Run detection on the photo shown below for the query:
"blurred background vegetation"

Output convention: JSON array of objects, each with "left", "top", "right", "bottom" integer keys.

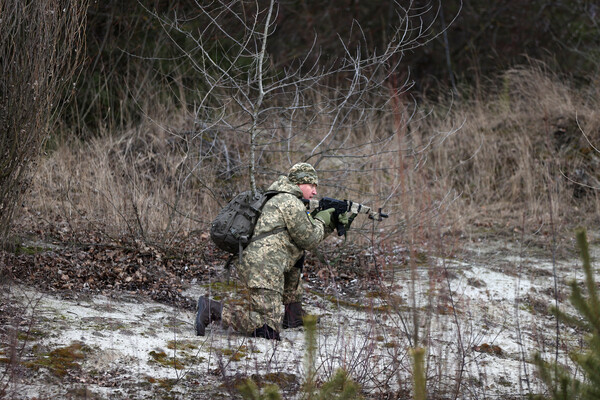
[
  {"left": 3, "top": 0, "right": 600, "bottom": 246},
  {"left": 3, "top": 4, "right": 600, "bottom": 396},
  {"left": 74, "top": 0, "right": 599, "bottom": 136}
]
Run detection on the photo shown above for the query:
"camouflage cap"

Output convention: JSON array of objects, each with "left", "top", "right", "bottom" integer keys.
[{"left": 288, "top": 162, "right": 318, "bottom": 185}]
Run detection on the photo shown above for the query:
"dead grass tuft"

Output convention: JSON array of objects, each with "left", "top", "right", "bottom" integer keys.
[{"left": 16, "top": 63, "right": 600, "bottom": 251}]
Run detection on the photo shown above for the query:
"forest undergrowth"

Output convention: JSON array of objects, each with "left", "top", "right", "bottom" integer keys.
[
  {"left": 2, "top": 64, "right": 600, "bottom": 399},
  {"left": 12, "top": 64, "right": 600, "bottom": 251}
]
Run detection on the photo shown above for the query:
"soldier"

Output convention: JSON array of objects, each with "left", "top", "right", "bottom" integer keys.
[{"left": 195, "top": 162, "right": 349, "bottom": 340}]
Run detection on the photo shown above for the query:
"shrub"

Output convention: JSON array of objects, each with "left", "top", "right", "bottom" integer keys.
[{"left": 0, "top": 0, "right": 87, "bottom": 245}]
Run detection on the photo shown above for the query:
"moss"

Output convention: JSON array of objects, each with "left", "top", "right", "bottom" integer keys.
[
  {"left": 163, "top": 318, "right": 188, "bottom": 329},
  {"left": 232, "top": 372, "right": 299, "bottom": 391},
  {"left": 17, "top": 329, "right": 48, "bottom": 341},
  {"left": 148, "top": 350, "right": 185, "bottom": 369},
  {"left": 366, "top": 290, "right": 386, "bottom": 299},
  {"left": 325, "top": 294, "right": 391, "bottom": 313},
  {"left": 156, "top": 342, "right": 205, "bottom": 367},
  {"left": 82, "top": 317, "right": 128, "bottom": 332},
  {"left": 218, "top": 345, "right": 248, "bottom": 362},
  {"left": 14, "top": 245, "right": 50, "bottom": 255},
  {"left": 158, "top": 378, "right": 178, "bottom": 390},
  {"left": 307, "top": 289, "right": 403, "bottom": 313},
  {"left": 415, "top": 251, "right": 429, "bottom": 265},
  {"left": 519, "top": 304, "right": 534, "bottom": 313},
  {"left": 25, "top": 342, "right": 91, "bottom": 377},
  {"left": 166, "top": 340, "right": 198, "bottom": 351},
  {"left": 262, "top": 372, "right": 298, "bottom": 387},
  {"left": 201, "top": 281, "right": 237, "bottom": 292}
]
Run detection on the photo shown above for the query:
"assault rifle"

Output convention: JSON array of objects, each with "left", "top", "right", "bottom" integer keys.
[{"left": 302, "top": 197, "right": 388, "bottom": 236}]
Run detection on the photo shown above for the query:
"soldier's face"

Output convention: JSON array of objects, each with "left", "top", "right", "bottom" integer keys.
[{"left": 298, "top": 183, "right": 317, "bottom": 200}]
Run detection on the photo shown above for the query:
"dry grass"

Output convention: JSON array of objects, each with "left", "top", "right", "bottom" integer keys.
[
  {"left": 19, "top": 64, "right": 600, "bottom": 249},
  {"left": 423, "top": 64, "right": 600, "bottom": 228},
  {"left": 7, "top": 59, "right": 600, "bottom": 400},
  {"left": 28, "top": 120, "right": 206, "bottom": 242}
]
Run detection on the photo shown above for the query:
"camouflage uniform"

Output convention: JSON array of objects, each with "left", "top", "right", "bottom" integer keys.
[{"left": 221, "top": 164, "right": 331, "bottom": 334}]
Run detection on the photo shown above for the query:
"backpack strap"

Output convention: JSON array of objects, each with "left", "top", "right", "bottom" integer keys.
[
  {"left": 262, "top": 189, "right": 298, "bottom": 198},
  {"left": 244, "top": 189, "right": 296, "bottom": 249},
  {"left": 225, "top": 226, "right": 286, "bottom": 275},
  {"left": 250, "top": 226, "right": 286, "bottom": 244},
  {"left": 240, "top": 226, "right": 286, "bottom": 264}
]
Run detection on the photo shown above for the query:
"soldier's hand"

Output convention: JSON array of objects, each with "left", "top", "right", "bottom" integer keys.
[
  {"left": 338, "top": 212, "right": 357, "bottom": 231},
  {"left": 314, "top": 208, "right": 336, "bottom": 229}
]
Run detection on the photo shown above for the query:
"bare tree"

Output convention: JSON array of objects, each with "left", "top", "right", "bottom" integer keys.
[
  {"left": 147, "top": 0, "right": 451, "bottom": 200},
  {"left": 143, "top": 3, "right": 463, "bottom": 392},
  {"left": 0, "top": 0, "right": 88, "bottom": 245}
]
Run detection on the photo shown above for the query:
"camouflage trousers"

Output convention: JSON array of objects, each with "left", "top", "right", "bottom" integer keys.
[{"left": 221, "top": 269, "right": 303, "bottom": 334}]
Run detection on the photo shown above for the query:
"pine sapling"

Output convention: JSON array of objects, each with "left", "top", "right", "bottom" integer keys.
[{"left": 534, "top": 228, "right": 600, "bottom": 399}]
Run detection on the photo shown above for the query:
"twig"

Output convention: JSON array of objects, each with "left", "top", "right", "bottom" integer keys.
[{"left": 514, "top": 212, "right": 532, "bottom": 395}]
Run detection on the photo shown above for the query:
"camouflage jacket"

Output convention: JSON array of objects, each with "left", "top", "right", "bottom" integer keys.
[{"left": 238, "top": 176, "right": 332, "bottom": 293}]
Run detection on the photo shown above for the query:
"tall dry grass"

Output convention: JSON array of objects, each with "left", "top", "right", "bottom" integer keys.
[
  {"left": 424, "top": 64, "right": 600, "bottom": 228},
  {"left": 9, "top": 59, "right": 600, "bottom": 399},
  {"left": 20, "top": 63, "right": 600, "bottom": 250}
]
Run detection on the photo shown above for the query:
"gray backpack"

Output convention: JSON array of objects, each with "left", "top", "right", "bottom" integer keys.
[{"left": 210, "top": 190, "right": 286, "bottom": 266}]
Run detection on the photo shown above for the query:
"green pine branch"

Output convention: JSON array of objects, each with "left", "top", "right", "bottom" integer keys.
[{"left": 534, "top": 228, "right": 600, "bottom": 399}]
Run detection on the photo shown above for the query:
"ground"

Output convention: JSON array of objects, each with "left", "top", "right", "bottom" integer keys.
[{"left": 0, "top": 215, "right": 594, "bottom": 399}]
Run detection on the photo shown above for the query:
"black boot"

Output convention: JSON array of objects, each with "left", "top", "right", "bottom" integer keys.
[
  {"left": 282, "top": 302, "right": 305, "bottom": 329},
  {"left": 252, "top": 324, "right": 281, "bottom": 341},
  {"left": 195, "top": 296, "right": 222, "bottom": 336}
]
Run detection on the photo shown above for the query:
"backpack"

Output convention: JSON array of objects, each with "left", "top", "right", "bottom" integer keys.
[{"left": 210, "top": 190, "right": 287, "bottom": 267}]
